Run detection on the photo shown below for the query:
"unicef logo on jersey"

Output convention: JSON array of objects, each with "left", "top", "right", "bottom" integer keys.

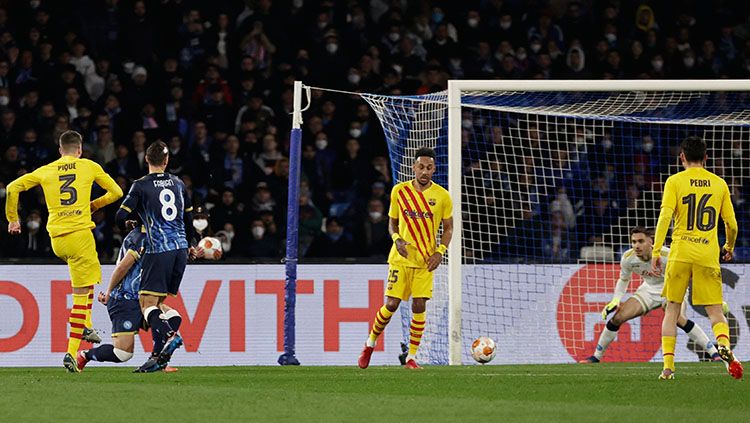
[{"left": 123, "top": 320, "right": 133, "bottom": 330}]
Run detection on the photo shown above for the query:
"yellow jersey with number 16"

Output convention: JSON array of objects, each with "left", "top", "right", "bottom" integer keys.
[
  {"left": 5, "top": 155, "right": 122, "bottom": 238},
  {"left": 652, "top": 167, "right": 737, "bottom": 269}
]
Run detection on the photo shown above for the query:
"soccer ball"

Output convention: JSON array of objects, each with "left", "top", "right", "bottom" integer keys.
[
  {"left": 471, "top": 336, "right": 496, "bottom": 364},
  {"left": 198, "top": 237, "right": 222, "bottom": 260}
]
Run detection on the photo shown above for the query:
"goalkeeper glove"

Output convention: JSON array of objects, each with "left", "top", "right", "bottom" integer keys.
[{"left": 601, "top": 298, "right": 620, "bottom": 320}]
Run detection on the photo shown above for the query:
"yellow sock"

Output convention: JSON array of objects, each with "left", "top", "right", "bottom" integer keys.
[
  {"left": 662, "top": 336, "right": 676, "bottom": 371},
  {"left": 712, "top": 322, "right": 730, "bottom": 348},
  {"left": 368, "top": 306, "right": 394, "bottom": 345},
  {"left": 408, "top": 312, "right": 426, "bottom": 358},
  {"left": 67, "top": 293, "right": 88, "bottom": 356},
  {"left": 85, "top": 287, "right": 94, "bottom": 328}
]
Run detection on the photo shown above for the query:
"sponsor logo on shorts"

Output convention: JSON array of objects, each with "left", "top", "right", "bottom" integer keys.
[{"left": 123, "top": 320, "right": 133, "bottom": 330}]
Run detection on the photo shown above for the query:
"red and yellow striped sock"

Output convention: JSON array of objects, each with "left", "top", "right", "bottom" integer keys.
[
  {"left": 67, "top": 293, "right": 88, "bottom": 356},
  {"left": 662, "top": 335, "right": 676, "bottom": 371},
  {"left": 368, "top": 306, "right": 394, "bottom": 345},
  {"left": 712, "top": 322, "right": 730, "bottom": 348},
  {"left": 407, "top": 312, "right": 426, "bottom": 358},
  {"left": 85, "top": 287, "right": 94, "bottom": 329}
]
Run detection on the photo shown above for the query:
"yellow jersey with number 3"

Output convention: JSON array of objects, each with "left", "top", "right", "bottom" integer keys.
[
  {"left": 5, "top": 155, "right": 122, "bottom": 238},
  {"left": 387, "top": 180, "right": 452, "bottom": 268},
  {"left": 653, "top": 167, "right": 738, "bottom": 269}
]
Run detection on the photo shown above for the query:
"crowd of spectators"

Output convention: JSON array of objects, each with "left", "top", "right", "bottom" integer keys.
[{"left": 0, "top": 0, "right": 749, "bottom": 262}]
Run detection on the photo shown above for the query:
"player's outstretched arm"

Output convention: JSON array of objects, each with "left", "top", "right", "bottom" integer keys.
[
  {"left": 721, "top": 182, "right": 738, "bottom": 262},
  {"left": 99, "top": 249, "right": 138, "bottom": 305},
  {"left": 603, "top": 256, "right": 632, "bottom": 319},
  {"left": 602, "top": 278, "right": 629, "bottom": 320},
  {"left": 389, "top": 217, "right": 409, "bottom": 258},
  {"left": 114, "top": 206, "right": 131, "bottom": 230},
  {"left": 90, "top": 165, "right": 123, "bottom": 212},
  {"left": 652, "top": 178, "right": 676, "bottom": 273},
  {"left": 5, "top": 171, "right": 41, "bottom": 233},
  {"left": 115, "top": 183, "right": 140, "bottom": 230},
  {"left": 427, "top": 217, "right": 454, "bottom": 272}
]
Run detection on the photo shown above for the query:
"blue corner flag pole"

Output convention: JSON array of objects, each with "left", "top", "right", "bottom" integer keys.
[{"left": 279, "top": 81, "right": 305, "bottom": 366}]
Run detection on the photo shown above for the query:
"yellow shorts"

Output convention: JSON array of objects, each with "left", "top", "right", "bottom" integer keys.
[
  {"left": 50, "top": 229, "right": 100, "bottom": 288},
  {"left": 385, "top": 264, "right": 433, "bottom": 300},
  {"left": 662, "top": 260, "right": 723, "bottom": 306}
]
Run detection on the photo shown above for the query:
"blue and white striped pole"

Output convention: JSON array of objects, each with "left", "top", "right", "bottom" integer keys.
[{"left": 278, "top": 81, "right": 304, "bottom": 365}]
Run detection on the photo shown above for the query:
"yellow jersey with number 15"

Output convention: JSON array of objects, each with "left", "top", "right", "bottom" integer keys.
[
  {"left": 652, "top": 167, "right": 738, "bottom": 269},
  {"left": 5, "top": 155, "right": 122, "bottom": 238},
  {"left": 387, "top": 180, "right": 452, "bottom": 268}
]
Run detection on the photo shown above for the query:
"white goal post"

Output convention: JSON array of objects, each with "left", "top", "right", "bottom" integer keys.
[{"left": 445, "top": 79, "right": 750, "bottom": 365}]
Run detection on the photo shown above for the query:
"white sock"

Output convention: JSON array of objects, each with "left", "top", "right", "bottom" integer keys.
[
  {"left": 366, "top": 338, "right": 376, "bottom": 348},
  {"left": 684, "top": 324, "right": 718, "bottom": 357},
  {"left": 406, "top": 354, "right": 416, "bottom": 362},
  {"left": 594, "top": 327, "right": 617, "bottom": 360}
]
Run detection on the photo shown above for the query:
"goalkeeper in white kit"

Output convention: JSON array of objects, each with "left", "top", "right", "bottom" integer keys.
[{"left": 580, "top": 226, "right": 721, "bottom": 363}]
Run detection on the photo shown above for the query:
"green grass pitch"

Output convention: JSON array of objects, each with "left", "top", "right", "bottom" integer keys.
[{"left": 0, "top": 363, "right": 746, "bottom": 422}]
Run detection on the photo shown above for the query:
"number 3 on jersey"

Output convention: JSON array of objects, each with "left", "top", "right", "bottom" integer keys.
[
  {"left": 159, "top": 188, "right": 177, "bottom": 221},
  {"left": 682, "top": 193, "right": 716, "bottom": 231},
  {"left": 59, "top": 174, "right": 77, "bottom": 206}
]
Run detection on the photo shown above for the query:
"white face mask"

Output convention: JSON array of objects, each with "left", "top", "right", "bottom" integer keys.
[
  {"left": 349, "top": 128, "right": 361, "bottom": 138},
  {"left": 0, "top": 96, "right": 9, "bottom": 106},
  {"left": 683, "top": 57, "right": 695, "bottom": 68},
  {"left": 193, "top": 219, "right": 208, "bottom": 232},
  {"left": 530, "top": 43, "right": 542, "bottom": 53},
  {"left": 0, "top": 187, "right": 5, "bottom": 198},
  {"left": 347, "top": 73, "right": 360, "bottom": 85},
  {"left": 643, "top": 142, "right": 654, "bottom": 153},
  {"left": 27, "top": 220, "right": 40, "bottom": 230},
  {"left": 500, "top": 21, "right": 511, "bottom": 30},
  {"left": 652, "top": 60, "right": 664, "bottom": 71},
  {"left": 369, "top": 211, "right": 382, "bottom": 220},
  {"left": 467, "top": 18, "right": 479, "bottom": 28},
  {"left": 605, "top": 33, "right": 617, "bottom": 43},
  {"left": 252, "top": 226, "right": 265, "bottom": 239},
  {"left": 388, "top": 33, "right": 400, "bottom": 42},
  {"left": 292, "top": 0, "right": 303, "bottom": 8},
  {"left": 315, "top": 139, "right": 328, "bottom": 150},
  {"left": 326, "top": 43, "right": 338, "bottom": 54},
  {"left": 462, "top": 119, "right": 472, "bottom": 129},
  {"left": 603, "top": 139, "right": 613, "bottom": 149},
  {"left": 517, "top": 52, "right": 527, "bottom": 61}
]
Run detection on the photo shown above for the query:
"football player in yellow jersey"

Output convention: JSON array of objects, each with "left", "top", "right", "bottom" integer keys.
[
  {"left": 358, "top": 147, "right": 453, "bottom": 369},
  {"left": 651, "top": 136, "right": 742, "bottom": 380},
  {"left": 5, "top": 130, "right": 123, "bottom": 372}
]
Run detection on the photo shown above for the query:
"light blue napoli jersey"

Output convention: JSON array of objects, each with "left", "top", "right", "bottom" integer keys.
[{"left": 110, "top": 229, "right": 146, "bottom": 300}]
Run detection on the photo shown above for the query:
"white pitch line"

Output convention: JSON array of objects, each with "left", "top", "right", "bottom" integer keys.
[{"left": 478, "top": 371, "right": 727, "bottom": 377}]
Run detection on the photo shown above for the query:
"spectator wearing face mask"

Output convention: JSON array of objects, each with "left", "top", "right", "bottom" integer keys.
[
  {"left": 9, "top": 209, "right": 51, "bottom": 257},
  {"left": 214, "top": 223, "right": 235, "bottom": 258},
  {"left": 355, "top": 198, "right": 390, "bottom": 258},
  {"left": 242, "top": 218, "right": 279, "bottom": 258},
  {"left": 192, "top": 206, "right": 213, "bottom": 240},
  {"left": 306, "top": 217, "right": 357, "bottom": 258}
]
